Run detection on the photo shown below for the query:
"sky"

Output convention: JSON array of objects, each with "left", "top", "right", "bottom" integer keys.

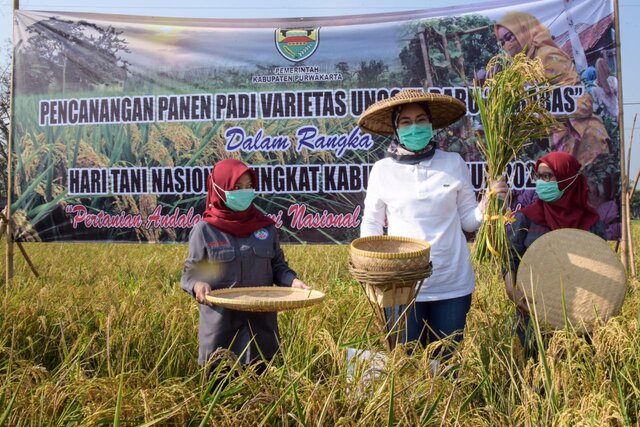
[{"left": 2, "top": 0, "right": 640, "bottom": 176}]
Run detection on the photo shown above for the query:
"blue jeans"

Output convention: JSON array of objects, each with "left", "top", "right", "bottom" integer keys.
[{"left": 385, "top": 293, "right": 472, "bottom": 358}]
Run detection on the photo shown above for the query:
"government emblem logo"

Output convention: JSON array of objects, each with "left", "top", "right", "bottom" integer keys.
[
  {"left": 254, "top": 228, "right": 269, "bottom": 240},
  {"left": 275, "top": 28, "right": 320, "bottom": 62}
]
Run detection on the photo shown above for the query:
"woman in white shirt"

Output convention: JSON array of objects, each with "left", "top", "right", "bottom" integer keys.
[{"left": 357, "top": 89, "right": 506, "bottom": 358}]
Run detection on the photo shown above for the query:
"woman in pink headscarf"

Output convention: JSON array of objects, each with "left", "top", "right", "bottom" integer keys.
[
  {"left": 181, "top": 159, "right": 308, "bottom": 370},
  {"left": 505, "top": 152, "right": 605, "bottom": 352}
]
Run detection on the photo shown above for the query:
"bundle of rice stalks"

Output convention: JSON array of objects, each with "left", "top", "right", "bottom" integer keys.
[{"left": 472, "top": 52, "right": 558, "bottom": 265}]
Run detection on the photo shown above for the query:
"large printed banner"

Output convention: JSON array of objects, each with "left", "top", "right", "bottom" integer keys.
[{"left": 12, "top": 0, "right": 621, "bottom": 243}]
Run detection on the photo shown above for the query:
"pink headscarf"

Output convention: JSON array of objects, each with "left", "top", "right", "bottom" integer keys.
[
  {"left": 522, "top": 152, "right": 600, "bottom": 230},
  {"left": 203, "top": 159, "right": 273, "bottom": 236}
]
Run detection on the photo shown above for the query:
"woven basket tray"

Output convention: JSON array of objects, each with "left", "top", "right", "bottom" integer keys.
[
  {"left": 348, "top": 262, "right": 433, "bottom": 288},
  {"left": 205, "top": 287, "right": 325, "bottom": 312},
  {"left": 349, "top": 262, "right": 432, "bottom": 307},
  {"left": 350, "top": 236, "right": 430, "bottom": 272},
  {"left": 516, "top": 228, "right": 627, "bottom": 333},
  {"left": 364, "top": 283, "right": 415, "bottom": 308}
]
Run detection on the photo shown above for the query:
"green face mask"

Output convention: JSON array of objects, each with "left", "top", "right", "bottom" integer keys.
[
  {"left": 535, "top": 173, "right": 579, "bottom": 203},
  {"left": 397, "top": 123, "right": 434, "bottom": 151},
  {"left": 535, "top": 180, "right": 563, "bottom": 202},
  {"left": 225, "top": 189, "right": 256, "bottom": 211},
  {"left": 214, "top": 183, "right": 256, "bottom": 211}
]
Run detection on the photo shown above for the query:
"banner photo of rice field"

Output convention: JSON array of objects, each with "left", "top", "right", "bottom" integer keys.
[{"left": 11, "top": 0, "right": 620, "bottom": 244}]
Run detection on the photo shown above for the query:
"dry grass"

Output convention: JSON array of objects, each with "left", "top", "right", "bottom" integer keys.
[{"left": 0, "top": 229, "right": 639, "bottom": 426}]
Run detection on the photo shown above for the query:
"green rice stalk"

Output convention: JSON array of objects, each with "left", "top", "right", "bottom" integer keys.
[
  {"left": 0, "top": 372, "right": 24, "bottom": 427},
  {"left": 113, "top": 339, "right": 128, "bottom": 427},
  {"left": 387, "top": 373, "right": 395, "bottom": 427},
  {"left": 612, "top": 365, "right": 631, "bottom": 426},
  {"left": 291, "top": 382, "right": 306, "bottom": 426},
  {"left": 472, "top": 52, "right": 559, "bottom": 265},
  {"left": 525, "top": 282, "right": 559, "bottom": 412},
  {"left": 418, "top": 387, "right": 444, "bottom": 425}
]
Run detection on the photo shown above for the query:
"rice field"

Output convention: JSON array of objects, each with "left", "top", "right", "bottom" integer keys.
[{"left": 0, "top": 226, "right": 639, "bottom": 426}]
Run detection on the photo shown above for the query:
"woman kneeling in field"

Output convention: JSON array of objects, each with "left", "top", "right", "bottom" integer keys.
[
  {"left": 505, "top": 152, "right": 606, "bottom": 353},
  {"left": 181, "top": 159, "right": 309, "bottom": 371}
]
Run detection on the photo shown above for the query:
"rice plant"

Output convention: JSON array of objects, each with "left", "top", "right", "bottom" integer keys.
[
  {"left": 471, "top": 52, "right": 559, "bottom": 265},
  {"left": 0, "top": 231, "right": 638, "bottom": 425}
]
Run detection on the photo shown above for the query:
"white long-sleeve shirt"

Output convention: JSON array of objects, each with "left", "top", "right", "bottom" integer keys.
[{"left": 360, "top": 150, "right": 482, "bottom": 301}]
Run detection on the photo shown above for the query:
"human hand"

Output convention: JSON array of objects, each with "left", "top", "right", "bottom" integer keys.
[
  {"left": 291, "top": 278, "right": 310, "bottom": 290},
  {"left": 504, "top": 272, "right": 529, "bottom": 313},
  {"left": 490, "top": 178, "right": 509, "bottom": 200},
  {"left": 193, "top": 281, "right": 212, "bottom": 305},
  {"left": 480, "top": 178, "right": 509, "bottom": 213}
]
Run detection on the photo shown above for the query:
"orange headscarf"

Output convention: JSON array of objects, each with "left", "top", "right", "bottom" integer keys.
[
  {"left": 495, "top": 12, "right": 581, "bottom": 87},
  {"left": 495, "top": 13, "right": 609, "bottom": 167}
]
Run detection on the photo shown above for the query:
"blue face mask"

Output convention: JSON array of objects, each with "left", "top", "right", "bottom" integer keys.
[
  {"left": 214, "top": 183, "right": 256, "bottom": 211},
  {"left": 535, "top": 180, "right": 563, "bottom": 202},
  {"left": 224, "top": 189, "right": 256, "bottom": 211},
  {"left": 535, "top": 173, "right": 578, "bottom": 203},
  {"left": 397, "top": 123, "right": 434, "bottom": 152}
]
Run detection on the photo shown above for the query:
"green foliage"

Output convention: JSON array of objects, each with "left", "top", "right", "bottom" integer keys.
[
  {"left": 399, "top": 14, "right": 500, "bottom": 87},
  {"left": 356, "top": 60, "right": 389, "bottom": 87},
  {"left": 630, "top": 191, "right": 640, "bottom": 220}
]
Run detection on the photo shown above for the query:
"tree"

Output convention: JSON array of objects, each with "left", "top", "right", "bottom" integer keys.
[
  {"left": 334, "top": 61, "right": 353, "bottom": 82},
  {"left": 399, "top": 15, "right": 499, "bottom": 87},
  {"left": 0, "top": 43, "right": 10, "bottom": 199},
  {"left": 631, "top": 189, "right": 640, "bottom": 220},
  {"left": 16, "top": 17, "right": 131, "bottom": 93},
  {"left": 356, "top": 60, "right": 388, "bottom": 87}
]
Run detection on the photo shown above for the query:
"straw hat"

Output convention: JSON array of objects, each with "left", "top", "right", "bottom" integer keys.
[
  {"left": 515, "top": 228, "right": 627, "bottom": 333},
  {"left": 357, "top": 89, "right": 467, "bottom": 135}
]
